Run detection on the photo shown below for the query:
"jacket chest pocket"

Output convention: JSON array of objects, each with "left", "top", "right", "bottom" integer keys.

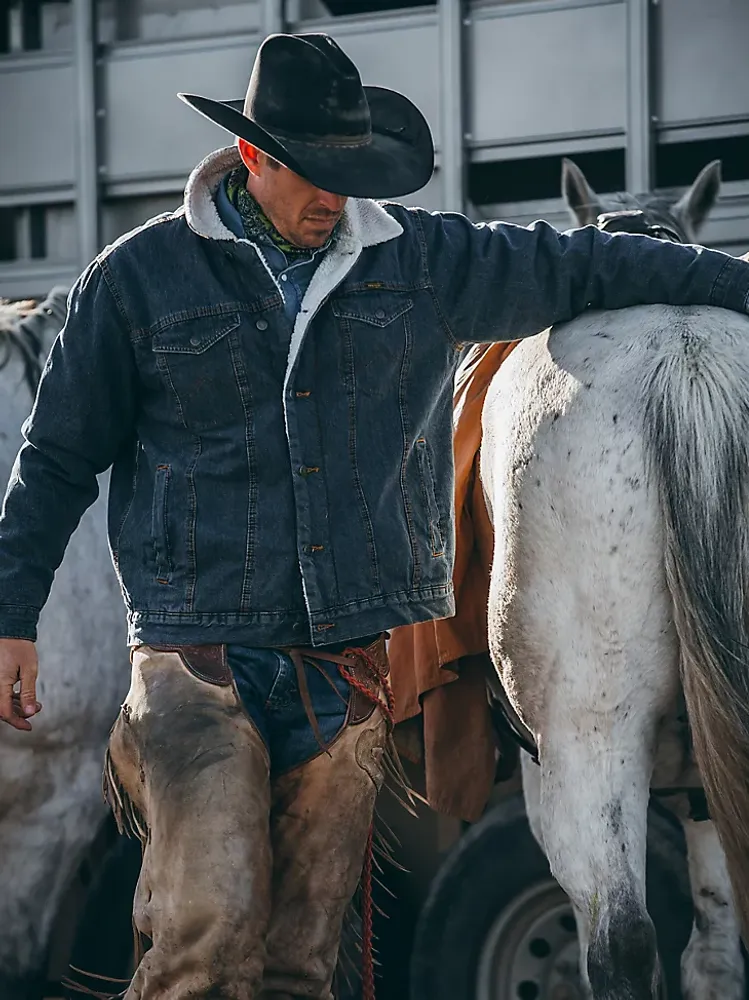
[
  {"left": 151, "top": 314, "right": 247, "bottom": 433},
  {"left": 331, "top": 293, "right": 413, "bottom": 399}
]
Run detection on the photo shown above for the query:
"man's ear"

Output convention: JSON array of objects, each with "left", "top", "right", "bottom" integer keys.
[{"left": 238, "top": 138, "right": 262, "bottom": 176}]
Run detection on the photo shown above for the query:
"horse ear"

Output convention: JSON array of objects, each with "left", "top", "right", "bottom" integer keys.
[
  {"left": 561, "top": 158, "right": 603, "bottom": 228},
  {"left": 674, "top": 159, "right": 722, "bottom": 238}
]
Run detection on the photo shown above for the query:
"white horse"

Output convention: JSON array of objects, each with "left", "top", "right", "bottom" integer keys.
[
  {"left": 481, "top": 159, "right": 749, "bottom": 999},
  {"left": 0, "top": 290, "right": 129, "bottom": 999}
]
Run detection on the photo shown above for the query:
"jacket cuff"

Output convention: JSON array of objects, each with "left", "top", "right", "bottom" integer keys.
[
  {"left": 0, "top": 604, "right": 39, "bottom": 641},
  {"left": 709, "top": 255, "right": 749, "bottom": 312}
]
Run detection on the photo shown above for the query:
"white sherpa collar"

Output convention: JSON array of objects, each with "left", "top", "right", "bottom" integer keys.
[{"left": 183, "top": 145, "right": 403, "bottom": 250}]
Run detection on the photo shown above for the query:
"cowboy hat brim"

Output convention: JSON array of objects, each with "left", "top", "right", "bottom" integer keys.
[{"left": 178, "top": 86, "right": 434, "bottom": 200}]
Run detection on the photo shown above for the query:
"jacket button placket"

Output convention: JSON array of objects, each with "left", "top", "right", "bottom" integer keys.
[{"left": 286, "top": 364, "right": 330, "bottom": 629}]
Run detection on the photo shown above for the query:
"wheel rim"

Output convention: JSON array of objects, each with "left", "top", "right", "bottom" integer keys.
[
  {"left": 476, "top": 880, "right": 583, "bottom": 1000},
  {"left": 475, "top": 879, "right": 668, "bottom": 1000}
]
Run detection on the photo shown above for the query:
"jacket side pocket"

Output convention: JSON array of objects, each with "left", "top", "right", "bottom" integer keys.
[
  {"left": 415, "top": 438, "right": 445, "bottom": 558},
  {"left": 152, "top": 464, "right": 173, "bottom": 584}
]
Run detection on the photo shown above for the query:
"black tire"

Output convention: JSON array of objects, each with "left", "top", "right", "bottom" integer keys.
[
  {"left": 64, "top": 832, "right": 142, "bottom": 997},
  {"left": 410, "top": 794, "right": 693, "bottom": 1000}
]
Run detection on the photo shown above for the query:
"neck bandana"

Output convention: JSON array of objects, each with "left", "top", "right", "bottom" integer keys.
[{"left": 224, "top": 166, "right": 337, "bottom": 261}]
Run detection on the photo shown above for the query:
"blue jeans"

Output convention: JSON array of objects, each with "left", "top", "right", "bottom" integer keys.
[{"left": 227, "top": 645, "right": 352, "bottom": 774}]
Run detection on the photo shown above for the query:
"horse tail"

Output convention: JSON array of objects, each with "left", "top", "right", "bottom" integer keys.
[{"left": 643, "top": 317, "right": 749, "bottom": 939}]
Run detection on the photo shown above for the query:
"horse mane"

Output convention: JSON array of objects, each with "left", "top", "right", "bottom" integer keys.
[{"left": 0, "top": 287, "right": 68, "bottom": 396}]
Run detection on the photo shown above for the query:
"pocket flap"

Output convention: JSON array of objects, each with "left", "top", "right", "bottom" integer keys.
[
  {"left": 152, "top": 314, "right": 241, "bottom": 355},
  {"left": 331, "top": 294, "right": 413, "bottom": 328}
]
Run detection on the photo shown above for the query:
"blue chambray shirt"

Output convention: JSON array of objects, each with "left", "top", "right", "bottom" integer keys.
[{"left": 215, "top": 176, "right": 326, "bottom": 324}]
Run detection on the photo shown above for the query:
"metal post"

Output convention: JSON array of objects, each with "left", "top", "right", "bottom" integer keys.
[
  {"left": 261, "top": 0, "right": 285, "bottom": 38},
  {"left": 438, "top": 0, "right": 465, "bottom": 213},
  {"left": 72, "top": 0, "right": 99, "bottom": 267},
  {"left": 625, "top": 0, "right": 653, "bottom": 194}
]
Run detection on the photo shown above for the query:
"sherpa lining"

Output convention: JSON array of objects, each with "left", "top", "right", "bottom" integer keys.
[
  {"left": 182, "top": 145, "right": 405, "bottom": 391},
  {"left": 183, "top": 145, "right": 403, "bottom": 250}
]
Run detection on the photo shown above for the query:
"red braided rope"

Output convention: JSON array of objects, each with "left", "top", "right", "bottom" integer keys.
[
  {"left": 338, "top": 647, "right": 395, "bottom": 1000},
  {"left": 338, "top": 649, "right": 395, "bottom": 728}
]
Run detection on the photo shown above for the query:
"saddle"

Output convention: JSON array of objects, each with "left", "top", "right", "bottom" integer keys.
[{"left": 389, "top": 339, "right": 520, "bottom": 822}]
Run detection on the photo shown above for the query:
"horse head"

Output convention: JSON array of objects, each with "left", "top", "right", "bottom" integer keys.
[{"left": 561, "top": 156, "right": 722, "bottom": 245}]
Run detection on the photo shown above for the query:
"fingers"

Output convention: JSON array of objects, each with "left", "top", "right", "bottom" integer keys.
[
  {"left": 0, "top": 640, "right": 40, "bottom": 730},
  {"left": 5, "top": 711, "right": 32, "bottom": 732},
  {"left": 19, "top": 655, "right": 39, "bottom": 718},
  {"left": 6, "top": 694, "right": 43, "bottom": 732},
  {"left": 11, "top": 694, "right": 42, "bottom": 713}
]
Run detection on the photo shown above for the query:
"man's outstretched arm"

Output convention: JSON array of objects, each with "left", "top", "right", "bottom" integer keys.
[
  {"left": 414, "top": 211, "right": 749, "bottom": 345},
  {"left": 0, "top": 260, "right": 137, "bottom": 728}
]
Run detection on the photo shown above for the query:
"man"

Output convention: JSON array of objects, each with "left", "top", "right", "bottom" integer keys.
[{"left": 1, "top": 30, "right": 749, "bottom": 1000}]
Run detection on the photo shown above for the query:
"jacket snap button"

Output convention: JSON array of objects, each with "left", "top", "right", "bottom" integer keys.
[
  {"left": 375, "top": 308, "right": 386, "bottom": 320},
  {"left": 256, "top": 318, "right": 269, "bottom": 331},
  {"left": 189, "top": 336, "right": 200, "bottom": 346}
]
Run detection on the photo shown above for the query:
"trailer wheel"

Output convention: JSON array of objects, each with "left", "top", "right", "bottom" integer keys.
[
  {"left": 63, "top": 832, "right": 141, "bottom": 997},
  {"left": 410, "top": 794, "right": 692, "bottom": 1000}
]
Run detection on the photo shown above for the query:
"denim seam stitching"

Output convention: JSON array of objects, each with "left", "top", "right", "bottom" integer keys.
[
  {"left": 415, "top": 438, "right": 446, "bottom": 558},
  {"left": 396, "top": 310, "right": 421, "bottom": 589},
  {"left": 151, "top": 316, "right": 241, "bottom": 354},
  {"left": 413, "top": 211, "right": 463, "bottom": 353},
  {"left": 131, "top": 299, "right": 281, "bottom": 341},
  {"left": 708, "top": 257, "right": 732, "bottom": 305},
  {"left": 185, "top": 436, "right": 202, "bottom": 611},
  {"left": 227, "top": 333, "right": 257, "bottom": 614},
  {"left": 112, "top": 440, "right": 139, "bottom": 567},
  {"left": 152, "top": 464, "right": 173, "bottom": 585},
  {"left": 342, "top": 317, "right": 381, "bottom": 590},
  {"left": 99, "top": 260, "right": 136, "bottom": 340},
  {"left": 128, "top": 583, "right": 454, "bottom": 621}
]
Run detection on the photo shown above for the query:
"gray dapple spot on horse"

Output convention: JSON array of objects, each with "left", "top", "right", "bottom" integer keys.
[
  {"left": 481, "top": 160, "right": 748, "bottom": 999},
  {"left": 0, "top": 289, "right": 129, "bottom": 1000}
]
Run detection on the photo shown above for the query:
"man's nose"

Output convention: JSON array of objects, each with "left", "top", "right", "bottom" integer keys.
[{"left": 315, "top": 188, "right": 347, "bottom": 213}]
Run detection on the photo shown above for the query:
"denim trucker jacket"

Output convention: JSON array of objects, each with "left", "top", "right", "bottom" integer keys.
[{"left": 0, "top": 146, "right": 748, "bottom": 648}]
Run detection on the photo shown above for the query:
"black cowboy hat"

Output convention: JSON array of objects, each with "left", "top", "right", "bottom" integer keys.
[{"left": 178, "top": 32, "right": 434, "bottom": 200}]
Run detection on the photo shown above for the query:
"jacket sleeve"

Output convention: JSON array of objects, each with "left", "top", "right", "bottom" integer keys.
[
  {"left": 415, "top": 210, "right": 749, "bottom": 345},
  {"left": 0, "top": 260, "right": 138, "bottom": 640}
]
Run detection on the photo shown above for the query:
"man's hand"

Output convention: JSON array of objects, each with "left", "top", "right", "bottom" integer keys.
[{"left": 0, "top": 639, "right": 41, "bottom": 731}]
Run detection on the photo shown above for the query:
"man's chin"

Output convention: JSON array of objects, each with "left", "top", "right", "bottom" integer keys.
[{"left": 300, "top": 229, "right": 334, "bottom": 248}]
